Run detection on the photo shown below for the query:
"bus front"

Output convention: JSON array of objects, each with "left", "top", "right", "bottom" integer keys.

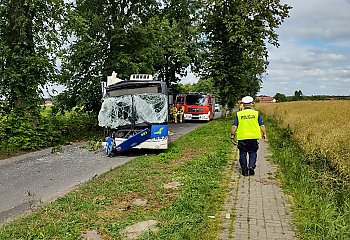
[{"left": 98, "top": 74, "right": 168, "bottom": 155}]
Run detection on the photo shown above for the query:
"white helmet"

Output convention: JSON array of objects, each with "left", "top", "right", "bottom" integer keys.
[{"left": 242, "top": 96, "right": 254, "bottom": 104}]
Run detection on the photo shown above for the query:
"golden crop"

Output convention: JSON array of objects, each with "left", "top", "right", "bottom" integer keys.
[{"left": 256, "top": 101, "right": 350, "bottom": 178}]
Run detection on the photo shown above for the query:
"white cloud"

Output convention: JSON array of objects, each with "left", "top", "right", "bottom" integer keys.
[
  {"left": 279, "top": 0, "right": 350, "bottom": 40},
  {"left": 180, "top": 71, "right": 199, "bottom": 84},
  {"left": 261, "top": 0, "right": 350, "bottom": 96},
  {"left": 41, "top": 84, "right": 66, "bottom": 98}
]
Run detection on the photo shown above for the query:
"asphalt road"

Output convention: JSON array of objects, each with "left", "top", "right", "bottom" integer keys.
[{"left": 0, "top": 118, "right": 213, "bottom": 225}]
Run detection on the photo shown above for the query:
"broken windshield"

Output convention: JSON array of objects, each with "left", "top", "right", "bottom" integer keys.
[{"left": 98, "top": 93, "right": 168, "bottom": 128}]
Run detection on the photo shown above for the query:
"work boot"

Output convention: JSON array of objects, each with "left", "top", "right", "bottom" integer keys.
[{"left": 249, "top": 168, "right": 255, "bottom": 176}]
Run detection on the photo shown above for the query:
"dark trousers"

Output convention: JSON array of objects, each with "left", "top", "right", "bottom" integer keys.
[{"left": 238, "top": 139, "right": 259, "bottom": 175}]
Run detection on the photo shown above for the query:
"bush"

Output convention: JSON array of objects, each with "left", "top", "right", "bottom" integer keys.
[{"left": 0, "top": 110, "right": 101, "bottom": 157}]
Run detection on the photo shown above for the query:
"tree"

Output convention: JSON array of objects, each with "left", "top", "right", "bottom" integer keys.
[
  {"left": 58, "top": 0, "right": 160, "bottom": 112},
  {"left": 294, "top": 90, "right": 303, "bottom": 100},
  {"left": 156, "top": 0, "right": 201, "bottom": 85},
  {"left": 274, "top": 93, "right": 287, "bottom": 102},
  {"left": 171, "top": 78, "right": 216, "bottom": 96},
  {"left": 193, "top": 78, "right": 215, "bottom": 94},
  {"left": 57, "top": 0, "right": 201, "bottom": 113},
  {"left": 170, "top": 83, "right": 195, "bottom": 95},
  {"left": 202, "top": 0, "right": 291, "bottom": 108},
  {"left": 0, "top": 0, "right": 69, "bottom": 118}
]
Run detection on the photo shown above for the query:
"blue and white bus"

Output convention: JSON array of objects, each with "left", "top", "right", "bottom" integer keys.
[{"left": 98, "top": 73, "right": 168, "bottom": 156}]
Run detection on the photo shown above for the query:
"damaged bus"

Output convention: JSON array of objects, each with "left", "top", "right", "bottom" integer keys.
[{"left": 98, "top": 72, "right": 168, "bottom": 156}]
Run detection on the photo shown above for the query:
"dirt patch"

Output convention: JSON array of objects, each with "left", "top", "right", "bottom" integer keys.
[
  {"left": 253, "top": 178, "right": 277, "bottom": 185},
  {"left": 170, "top": 147, "right": 205, "bottom": 167},
  {"left": 163, "top": 181, "right": 182, "bottom": 190},
  {"left": 132, "top": 198, "right": 148, "bottom": 207},
  {"left": 122, "top": 220, "right": 158, "bottom": 240},
  {"left": 81, "top": 230, "right": 102, "bottom": 240}
]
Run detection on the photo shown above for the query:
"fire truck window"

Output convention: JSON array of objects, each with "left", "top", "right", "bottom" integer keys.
[{"left": 185, "top": 95, "right": 206, "bottom": 106}]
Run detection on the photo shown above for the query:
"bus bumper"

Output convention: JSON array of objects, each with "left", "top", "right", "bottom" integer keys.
[{"left": 103, "top": 137, "right": 168, "bottom": 151}]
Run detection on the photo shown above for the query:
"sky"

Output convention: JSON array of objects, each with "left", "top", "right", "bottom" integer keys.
[{"left": 181, "top": 0, "right": 350, "bottom": 96}]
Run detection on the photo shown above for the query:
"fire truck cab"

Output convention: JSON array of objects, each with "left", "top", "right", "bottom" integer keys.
[{"left": 176, "top": 93, "right": 215, "bottom": 121}]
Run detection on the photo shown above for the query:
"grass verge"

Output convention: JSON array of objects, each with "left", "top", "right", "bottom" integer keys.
[
  {"left": 0, "top": 118, "right": 233, "bottom": 240},
  {"left": 265, "top": 118, "right": 350, "bottom": 240}
]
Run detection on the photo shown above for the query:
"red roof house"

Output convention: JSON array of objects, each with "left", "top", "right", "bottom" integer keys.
[{"left": 256, "top": 96, "right": 276, "bottom": 103}]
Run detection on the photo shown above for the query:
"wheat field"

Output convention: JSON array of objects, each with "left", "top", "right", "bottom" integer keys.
[{"left": 256, "top": 101, "right": 350, "bottom": 179}]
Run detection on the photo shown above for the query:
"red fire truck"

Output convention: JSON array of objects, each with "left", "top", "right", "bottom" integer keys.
[{"left": 175, "top": 93, "right": 215, "bottom": 121}]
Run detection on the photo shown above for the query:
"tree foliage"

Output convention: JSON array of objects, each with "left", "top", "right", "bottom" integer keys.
[
  {"left": 274, "top": 92, "right": 287, "bottom": 102},
  {"left": 171, "top": 77, "right": 217, "bottom": 96},
  {"left": 293, "top": 89, "right": 303, "bottom": 100},
  {"left": 0, "top": 0, "right": 69, "bottom": 116},
  {"left": 1, "top": 0, "right": 291, "bottom": 116},
  {"left": 0, "top": 0, "right": 293, "bottom": 152},
  {"left": 201, "top": 0, "right": 291, "bottom": 108},
  {"left": 0, "top": 0, "right": 74, "bottom": 151},
  {"left": 56, "top": 0, "right": 200, "bottom": 113}
]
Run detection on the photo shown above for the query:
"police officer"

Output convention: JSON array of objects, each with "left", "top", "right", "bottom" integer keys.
[{"left": 230, "top": 96, "right": 267, "bottom": 176}]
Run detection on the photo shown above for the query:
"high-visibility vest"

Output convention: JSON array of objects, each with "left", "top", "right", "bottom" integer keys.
[{"left": 236, "top": 109, "right": 262, "bottom": 140}]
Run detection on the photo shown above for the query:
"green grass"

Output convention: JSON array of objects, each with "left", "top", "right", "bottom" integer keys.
[
  {"left": 265, "top": 119, "right": 350, "bottom": 240},
  {"left": 0, "top": 118, "right": 233, "bottom": 239}
]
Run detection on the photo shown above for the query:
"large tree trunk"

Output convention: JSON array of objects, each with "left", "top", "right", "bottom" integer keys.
[{"left": 7, "top": 0, "right": 36, "bottom": 111}]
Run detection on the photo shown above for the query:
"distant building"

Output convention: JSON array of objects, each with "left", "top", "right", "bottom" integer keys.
[{"left": 256, "top": 96, "right": 276, "bottom": 103}]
